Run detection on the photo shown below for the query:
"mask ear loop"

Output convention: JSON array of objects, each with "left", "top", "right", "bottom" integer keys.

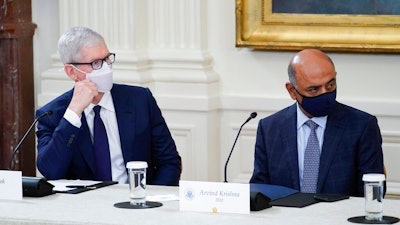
[
  {"left": 68, "top": 64, "right": 87, "bottom": 82},
  {"left": 70, "top": 64, "right": 88, "bottom": 75}
]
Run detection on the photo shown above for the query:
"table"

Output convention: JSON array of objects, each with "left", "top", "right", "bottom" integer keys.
[{"left": 1, "top": 184, "right": 399, "bottom": 225}]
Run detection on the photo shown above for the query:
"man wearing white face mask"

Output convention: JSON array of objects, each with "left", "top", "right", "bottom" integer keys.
[
  {"left": 35, "top": 26, "right": 182, "bottom": 186},
  {"left": 72, "top": 60, "right": 114, "bottom": 92}
]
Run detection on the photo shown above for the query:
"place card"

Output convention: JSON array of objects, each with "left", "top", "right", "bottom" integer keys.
[
  {"left": 0, "top": 170, "right": 22, "bottom": 200},
  {"left": 179, "top": 180, "right": 250, "bottom": 214}
]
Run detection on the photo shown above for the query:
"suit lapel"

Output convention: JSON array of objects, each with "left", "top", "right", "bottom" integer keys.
[
  {"left": 282, "top": 104, "right": 301, "bottom": 190},
  {"left": 79, "top": 114, "right": 96, "bottom": 174},
  {"left": 317, "top": 103, "right": 346, "bottom": 192},
  {"left": 111, "top": 85, "right": 136, "bottom": 162}
]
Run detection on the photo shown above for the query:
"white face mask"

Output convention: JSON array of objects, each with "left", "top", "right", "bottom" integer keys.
[
  {"left": 74, "top": 62, "right": 113, "bottom": 92},
  {"left": 86, "top": 62, "right": 113, "bottom": 92}
]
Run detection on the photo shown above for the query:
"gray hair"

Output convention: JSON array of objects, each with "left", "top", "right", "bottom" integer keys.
[
  {"left": 287, "top": 63, "right": 297, "bottom": 88},
  {"left": 58, "top": 26, "right": 105, "bottom": 64}
]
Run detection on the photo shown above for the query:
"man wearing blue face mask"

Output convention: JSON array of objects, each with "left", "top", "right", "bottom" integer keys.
[
  {"left": 35, "top": 26, "right": 181, "bottom": 186},
  {"left": 250, "top": 49, "right": 384, "bottom": 197}
]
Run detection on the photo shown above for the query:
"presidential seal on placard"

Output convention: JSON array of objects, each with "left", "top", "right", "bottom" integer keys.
[{"left": 184, "top": 188, "right": 195, "bottom": 200}]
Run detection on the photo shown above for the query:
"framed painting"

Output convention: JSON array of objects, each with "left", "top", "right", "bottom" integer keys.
[{"left": 235, "top": 0, "right": 400, "bottom": 52}]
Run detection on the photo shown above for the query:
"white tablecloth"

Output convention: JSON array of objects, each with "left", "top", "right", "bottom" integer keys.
[{"left": 1, "top": 184, "right": 399, "bottom": 225}]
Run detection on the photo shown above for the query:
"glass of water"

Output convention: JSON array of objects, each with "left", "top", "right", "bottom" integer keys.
[
  {"left": 127, "top": 161, "right": 148, "bottom": 205},
  {"left": 362, "top": 173, "right": 385, "bottom": 221}
]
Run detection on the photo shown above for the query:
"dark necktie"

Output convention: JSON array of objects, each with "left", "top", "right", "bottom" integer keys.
[
  {"left": 93, "top": 105, "right": 112, "bottom": 181},
  {"left": 301, "top": 120, "right": 320, "bottom": 193}
]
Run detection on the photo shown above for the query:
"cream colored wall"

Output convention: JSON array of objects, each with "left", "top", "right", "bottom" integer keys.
[{"left": 32, "top": 0, "right": 400, "bottom": 195}]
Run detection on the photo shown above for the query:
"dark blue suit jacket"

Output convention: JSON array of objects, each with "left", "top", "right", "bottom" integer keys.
[
  {"left": 36, "top": 84, "right": 181, "bottom": 186},
  {"left": 250, "top": 102, "right": 384, "bottom": 197}
]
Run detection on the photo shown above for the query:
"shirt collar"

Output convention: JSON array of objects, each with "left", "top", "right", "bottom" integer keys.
[
  {"left": 296, "top": 102, "right": 327, "bottom": 129},
  {"left": 84, "top": 91, "right": 115, "bottom": 115}
]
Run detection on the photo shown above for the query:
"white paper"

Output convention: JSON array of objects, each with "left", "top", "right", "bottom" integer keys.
[
  {"left": 179, "top": 180, "right": 250, "bottom": 214},
  {"left": 0, "top": 170, "right": 22, "bottom": 200},
  {"left": 48, "top": 179, "right": 102, "bottom": 192}
]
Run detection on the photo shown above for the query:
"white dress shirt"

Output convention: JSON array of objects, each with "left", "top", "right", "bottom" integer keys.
[{"left": 296, "top": 103, "right": 327, "bottom": 185}]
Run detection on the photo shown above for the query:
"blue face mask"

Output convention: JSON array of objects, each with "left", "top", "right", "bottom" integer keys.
[{"left": 296, "top": 89, "right": 337, "bottom": 117}]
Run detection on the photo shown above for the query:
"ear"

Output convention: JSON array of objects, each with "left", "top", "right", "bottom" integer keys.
[
  {"left": 64, "top": 64, "right": 79, "bottom": 81},
  {"left": 285, "top": 82, "right": 297, "bottom": 100}
]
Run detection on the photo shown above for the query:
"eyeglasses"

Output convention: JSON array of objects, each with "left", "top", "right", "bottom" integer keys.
[{"left": 70, "top": 53, "right": 115, "bottom": 70}]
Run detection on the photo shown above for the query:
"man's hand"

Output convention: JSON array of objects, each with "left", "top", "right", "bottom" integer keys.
[{"left": 68, "top": 80, "right": 99, "bottom": 116}]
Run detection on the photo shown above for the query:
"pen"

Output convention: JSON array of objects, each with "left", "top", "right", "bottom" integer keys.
[{"left": 66, "top": 185, "right": 97, "bottom": 189}]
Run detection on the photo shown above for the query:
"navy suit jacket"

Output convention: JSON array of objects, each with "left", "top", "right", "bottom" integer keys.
[
  {"left": 36, "top": 84, "right": 181, "bottom": 186},
  {"left": 250, "top": 102, "right": 384, "bottom": 197}
]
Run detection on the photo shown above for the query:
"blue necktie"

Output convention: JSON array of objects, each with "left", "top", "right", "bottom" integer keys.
[
  {"left": 93, "top": 105, "right": 112, "bottom": 181},
  {"left": 301, "top": 120, "right": 320, "bottom": 193}
]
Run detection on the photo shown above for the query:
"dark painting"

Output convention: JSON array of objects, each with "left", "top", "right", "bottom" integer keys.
[{"left": 272, "top": 0, "right": 400, "bottom": 15}]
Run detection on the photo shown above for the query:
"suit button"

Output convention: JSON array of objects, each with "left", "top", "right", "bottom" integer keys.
[{"left": 67, "top": 134, "right": 75, "bottom": 147}]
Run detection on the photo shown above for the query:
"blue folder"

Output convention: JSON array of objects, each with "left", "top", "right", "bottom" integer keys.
[
  {"left": 250, "top": 183, "right": 298, "bottom": 201},
  {"left": 251, "top": 183, "right": 349, "bottom": 208}
]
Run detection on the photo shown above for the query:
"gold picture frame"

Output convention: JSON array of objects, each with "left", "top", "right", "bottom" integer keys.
[{"left": 236, "top": 0, "right": 400, "bottom": 52}]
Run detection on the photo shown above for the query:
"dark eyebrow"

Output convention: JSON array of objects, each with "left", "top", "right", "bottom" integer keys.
[
  {"left": 306, "top": 78, "right": 336, "bottom": 91},
  {"left": 306, "top": 85, "right": 321, "bottom": 90},
  {"left": 327, "top": 78, "right": 336, "bottom": 84}
]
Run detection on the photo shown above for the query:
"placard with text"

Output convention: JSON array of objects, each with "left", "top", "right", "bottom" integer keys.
[
  {"left": 0, "top": 170, "right": 22, "bottom": 200},
  {"left": 179, "top": 180, "right": 250, "bottom": 214}
]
